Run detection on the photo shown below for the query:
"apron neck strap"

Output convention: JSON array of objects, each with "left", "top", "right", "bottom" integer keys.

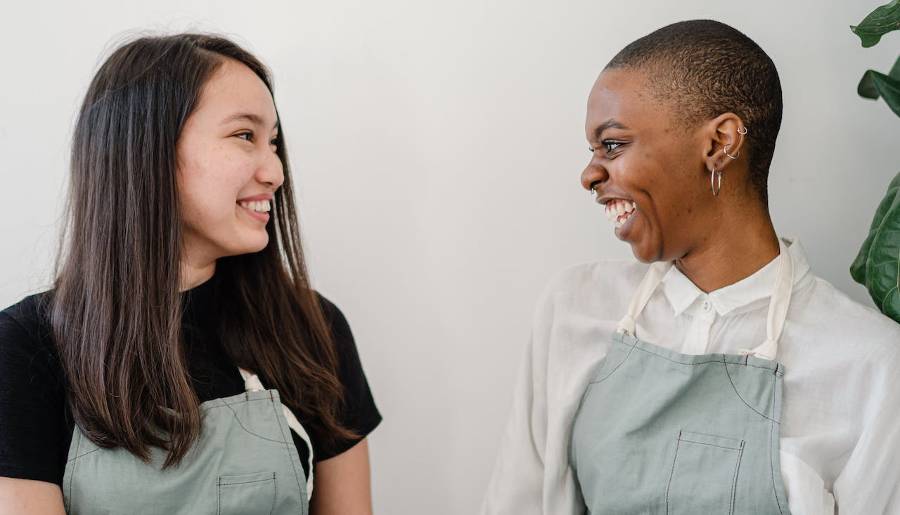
[
  {"left": 616, "top": 261, "right": 673, "bottom": 335},
  {"left": 745, "top": 243, "right": 794, "bottom": 360},
  {"left": 615, "top": 240, "right": 795, "bottom": 361}
]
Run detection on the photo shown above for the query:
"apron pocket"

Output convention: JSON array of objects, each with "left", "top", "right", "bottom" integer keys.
[
  {"left": 217, "top": 471, "right": 277, "bottom": 515},
  {"left": 665, "top": 430, "right": 744, "bottom": 515}
]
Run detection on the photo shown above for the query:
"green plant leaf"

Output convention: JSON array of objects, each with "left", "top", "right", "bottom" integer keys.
[
  {"left": 857, "top": 67, "right": 900, "bottom": 117},
  {"left": 858, "top": 55, "right": 900, "bottom": 99},
  {"left": 851, "top": 171, "right": 900, "bottom": 323},
  {"left": 851, "top": 0, "right": 900, "bottom": 47}
]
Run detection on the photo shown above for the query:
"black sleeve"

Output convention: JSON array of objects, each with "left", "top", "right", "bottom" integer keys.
[
  {"left": 0, "top": 297, "right": 68, "bottom": 486},
  {"left": 312, "top": 293, "right": 382, "bottom": 461}
]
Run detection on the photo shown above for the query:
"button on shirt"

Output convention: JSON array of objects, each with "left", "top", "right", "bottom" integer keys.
[{"left": 482, "top": 238, "right": 900, "bottom": 515}]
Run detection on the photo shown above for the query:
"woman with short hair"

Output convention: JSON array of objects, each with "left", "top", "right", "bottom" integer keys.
[{"left": 483, "top": 19, "right": 900, "bottom": 515}]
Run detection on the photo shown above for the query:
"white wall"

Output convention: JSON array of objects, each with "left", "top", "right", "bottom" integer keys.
[{"left": 1, "top": 1, "right": 897, "bottom": 513}]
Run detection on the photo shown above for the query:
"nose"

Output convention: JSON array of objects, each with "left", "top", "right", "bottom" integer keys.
[
  {"left": 257, "top": 150, "right": 285, "bottom": 191},
  {"left": 580, "top": 156, "right": 609, "bottom": 192}
]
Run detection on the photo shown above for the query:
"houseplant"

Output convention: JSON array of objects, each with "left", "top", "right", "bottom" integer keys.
[{"left": 848, "top": 0, "right": 900, "bottom": 323}]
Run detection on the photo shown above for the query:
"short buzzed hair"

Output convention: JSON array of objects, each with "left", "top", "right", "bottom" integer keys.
[{"left": 606, "top": 19, "right": 782, "bottom": 206}]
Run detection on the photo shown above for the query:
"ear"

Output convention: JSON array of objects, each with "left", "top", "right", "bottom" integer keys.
[{"left": 701, "top": 113, "right": 747, "bottom": 173}]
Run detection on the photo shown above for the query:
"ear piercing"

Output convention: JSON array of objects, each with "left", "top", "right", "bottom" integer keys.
[
  {"left": 723, "top": 126, "right": 749, "bottom": 160},
  {"left": 711, "top": 168, "right": 723, "bottom": 196}
]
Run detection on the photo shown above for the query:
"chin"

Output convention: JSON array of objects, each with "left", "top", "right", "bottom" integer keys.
[
  {"left": 231, "top": 234, "right": 270, "bottom": 256},
  {"left": 629, "top": 240, "right": 663, "bottom": 264}
]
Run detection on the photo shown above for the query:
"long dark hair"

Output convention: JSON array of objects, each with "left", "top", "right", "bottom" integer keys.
[{"left": 51, "top": 33, "right": 354, "bottom": 467}]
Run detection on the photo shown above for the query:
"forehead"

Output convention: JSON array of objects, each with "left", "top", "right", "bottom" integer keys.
[
  {"left": 195, "top": 58, "right": 277, "bottom": 125},
  {"left": 585, "top": 68, "right": 666, "bottom": 137}
]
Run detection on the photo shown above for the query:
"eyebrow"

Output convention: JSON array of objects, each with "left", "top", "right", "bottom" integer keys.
[
  {"left": 592, "top": 119, "right": 628, "bottom": 141},
  {"left": 221, "top": 112, "right": 279, "bottom": 130}
]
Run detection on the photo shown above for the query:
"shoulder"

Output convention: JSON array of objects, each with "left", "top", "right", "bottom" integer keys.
[
  {"left": 0, "top": 291, "right": 69, "bottom": 485},
  {"left": 793, "top": 276, "right": 900, "bottom": 364},
  {"left": 1, "top": 290, "right": 54, "bottom": 338},
  {"left": 314, "top": 291, "right": 353, "bottom": 340},
  {"left": 536, "top": 259, "right": 649, "bottom": 317},
  {"left": 0, "top": 291, "right": 58, "bottom": 366}
]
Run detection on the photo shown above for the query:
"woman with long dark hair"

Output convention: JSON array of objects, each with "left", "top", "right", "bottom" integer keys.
[{"left": 0, "top": 34, "right": 380, "bottom": 514}]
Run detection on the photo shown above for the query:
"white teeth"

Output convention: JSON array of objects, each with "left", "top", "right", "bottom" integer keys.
[
  {"left": 604, "top": 199, "right": 637, "bottom": 227},
  {"left": 239, "top": 200, "right": 271, "bottom": 213}
]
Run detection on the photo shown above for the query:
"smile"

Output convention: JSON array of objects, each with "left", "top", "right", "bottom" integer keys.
[
  {"left": 604, "top": 199, "right": 637, "bottom": 228},
  {"left": 237, "top": 200, "right": 271, "bottom": 222},
  {"left": 238, "top": 200, "right": 271, "bottom": 213}
]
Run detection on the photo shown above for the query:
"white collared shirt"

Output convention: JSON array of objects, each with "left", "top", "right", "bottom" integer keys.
[{"left": 482, "top": 237, "right": 900, "bottom": 515}]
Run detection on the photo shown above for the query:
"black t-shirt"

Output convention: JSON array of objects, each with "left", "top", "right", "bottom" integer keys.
[{"left": 0, "top": 273, "right": 381, "bottom": 486}]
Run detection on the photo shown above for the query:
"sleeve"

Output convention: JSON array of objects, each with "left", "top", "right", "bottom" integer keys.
[
  {"left": 311, "top": 294, "right": 382, "bottom": 461},
  {"left": 832, "top": 345, "right": 900, "bottom": 514},
  {"left": 0, "top": 308, "right": 67, "bottom": 486},
  {"left": 481, "top": 281, "right": 558, "bottom": 515}
]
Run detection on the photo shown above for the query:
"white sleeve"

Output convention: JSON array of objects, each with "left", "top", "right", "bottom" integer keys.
[
  {"left": 481, "top": 284, "right": 557, "bottom": 515},
  {"left": 832, "top": 349, "right": 900, "bottom": 514},
  {"left": 480, "top": 337, "right": 545, "bottom": 515}
]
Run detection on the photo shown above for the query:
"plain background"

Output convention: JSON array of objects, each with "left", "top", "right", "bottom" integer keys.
[{"left": 1, "top": 1, "right": 898, "bottom": 513}]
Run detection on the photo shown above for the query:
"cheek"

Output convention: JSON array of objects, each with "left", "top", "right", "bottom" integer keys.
[{"left": 178, "top": 144, "right": 251, "bottom": 225}]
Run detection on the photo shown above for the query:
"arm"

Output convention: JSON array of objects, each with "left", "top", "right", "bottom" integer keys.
[
  {"left": 0, "top": 308, "right": 68, "bottom": 515},
  {"left": 481, "top": 335, "right": 547, "bottom": 515},
  {"left": 309, "top": 438, "right": 373, "bottom": 515},
  {"left": 0, "top": 478, "right": 65, "bottom": 515},
  {"left": 832, "top": 350, "right": 900, "bottom": 513}
]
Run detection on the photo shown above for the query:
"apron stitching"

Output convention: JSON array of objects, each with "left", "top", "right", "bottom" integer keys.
[
  {"left": 222, "top": 402, "right": 289, "bottom": 444},
  {"left": 729, "top": 441, "right": 744, "bottom": 515},
  {"left": 268, "top": 393, "right": 305, "bottom": 514},
  {"left": 678, "top": 440, "right": 744, "bottom": 452},
  {"left": 270, "top": 475, "right": 277, "bottom": 515},
  {"left": 627, "top": 341, "right": 780, "bottom": 372},
  {"left": 65, "top": 428, "right": 82, "bottom": 511},
  {"left": 589, "top": 342, "right": 637, "bottom": 384},
  {"left": 219, "top": 477, "right": 275, "bottom": 486},
  {"left": 723, "top": 361, "right": 780, "bottom": 423},
  {"left": 203, "top": 397, "right": 270, "bottom": 412},
  {"left": 769, "top": 379, "right": 787, "bottom": 514},
  {"left": 68, "top": 446, "right": 103, "bottom": 461},
  {"left": 664, "top": 432, "right": 682, "bottom": 515}
]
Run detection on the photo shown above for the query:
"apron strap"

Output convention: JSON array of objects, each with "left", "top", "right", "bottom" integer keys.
[
  {"left": 616, "top": 261, "right": 673, "bottom": 335},
  {"left": 741, "top": 242, "right": 794, "bottom": 360},
  {"left": 238, "top": 367, "right": 315, "bottom": 499},
  {"left": 616, "top": 239, "right": 795, "bottom": 361}
]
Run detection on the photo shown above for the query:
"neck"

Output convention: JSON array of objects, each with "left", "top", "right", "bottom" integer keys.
[
  {"left": 674, "top": 201, "right": 780, "bottom": 293},
  {"left": 179, "top": 247, "right": 217, "bottom": 292}
]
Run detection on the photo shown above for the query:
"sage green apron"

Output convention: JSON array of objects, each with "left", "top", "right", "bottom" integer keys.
[
  {"left": 62, "top": 369, "right": 313, "bottom": 515},
  {"left": 571, "top": 253, "right": 794, "bottom": 514}
]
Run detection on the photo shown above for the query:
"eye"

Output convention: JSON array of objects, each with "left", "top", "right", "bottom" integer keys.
[
  {"left": 269, "top": 136, "right": 280, "bottom": 151},
  {"left": 602, "top": 140, "right": 624, "bottom": 153},
  {"left": 235, "top": 131, "right": 254, "bottom": 142}
]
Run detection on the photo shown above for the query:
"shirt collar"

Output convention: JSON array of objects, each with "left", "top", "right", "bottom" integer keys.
[{"left": 660, "top": 236, "right": 812, "bottom": 317}]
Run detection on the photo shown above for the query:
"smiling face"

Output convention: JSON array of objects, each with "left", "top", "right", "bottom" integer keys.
[
  {"left": 581, "top": 68, "right": 717, "bottom": 263},
  {"left": 176, "top": 58, "right": 284, "bottom": 264}
]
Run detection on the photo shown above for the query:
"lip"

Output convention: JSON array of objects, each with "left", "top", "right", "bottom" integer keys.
[
  {"left": 238, "top": 203, "right": 270, "bottom": 223},
  {"left": 236, "top": 197, "right": 271, "bottom": 223},
  {"left": 596, "top": 195, "right": 635, "bottom": 206},
  {"left": 236, "top": 193, "right": 274, "bottom": 202},
  {"left": 614, "top": 206, "right": 638, "bottom": 241}
]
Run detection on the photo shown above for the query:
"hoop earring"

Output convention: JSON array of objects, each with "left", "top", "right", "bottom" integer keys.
[{"left": 711, "top": 169, "right": 723, "bottom": 196}]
